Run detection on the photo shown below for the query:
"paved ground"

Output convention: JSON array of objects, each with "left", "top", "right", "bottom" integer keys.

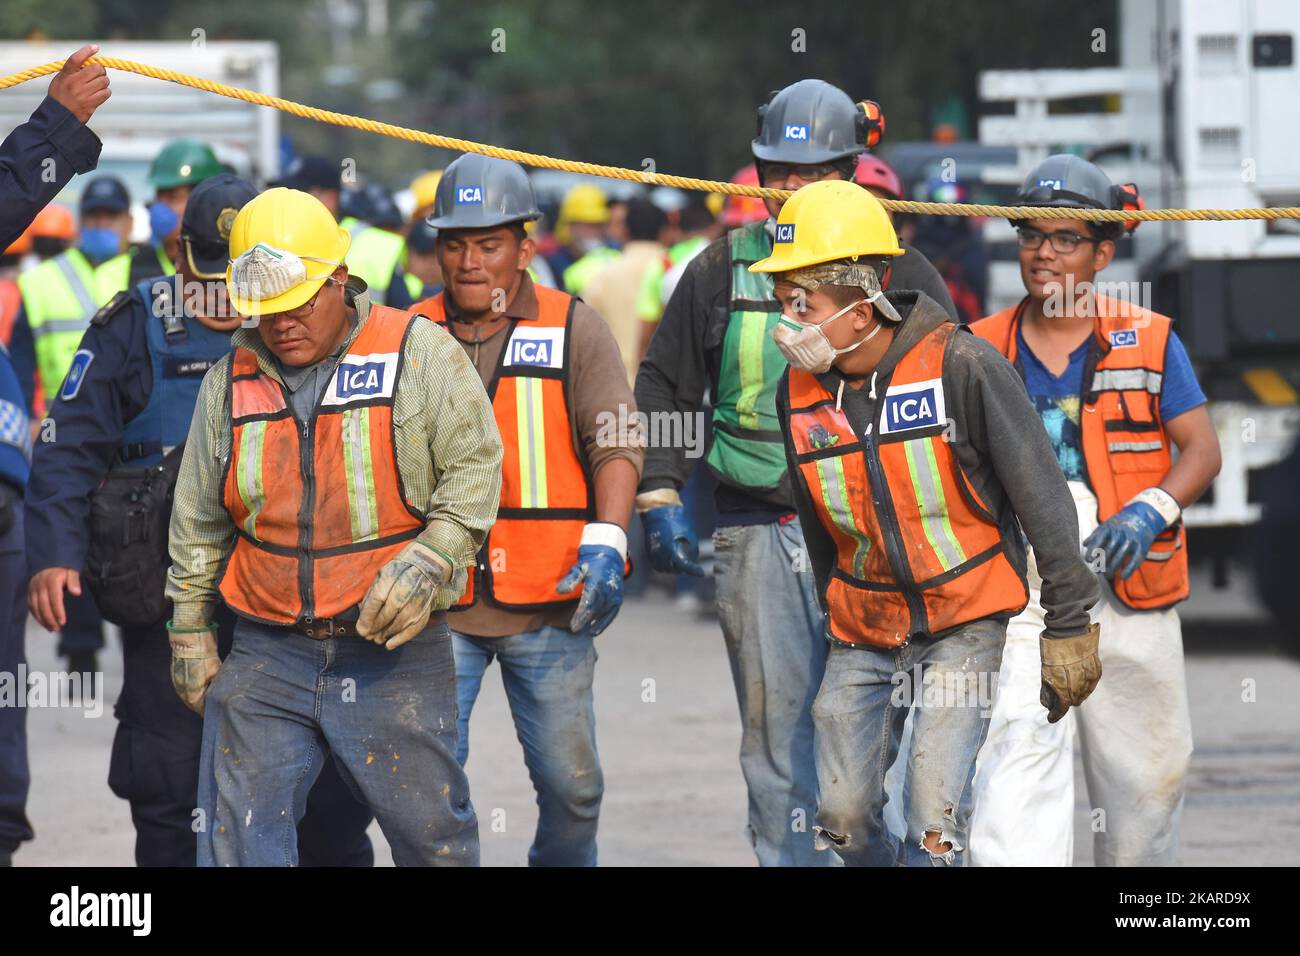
[{"left": 14, "top": 581, "right": 1300, "bottom": 866}]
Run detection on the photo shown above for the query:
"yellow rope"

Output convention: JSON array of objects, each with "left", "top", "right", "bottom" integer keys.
[{"left": 6, "top": 55, "right": 1300, "bottom": 223}]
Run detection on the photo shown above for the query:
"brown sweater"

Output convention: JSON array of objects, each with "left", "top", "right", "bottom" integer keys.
[{"left": 437, "top": 273, "right": 643, "bottom": 637}]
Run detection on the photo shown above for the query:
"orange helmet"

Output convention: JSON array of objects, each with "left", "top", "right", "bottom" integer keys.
[
  {"left": 722, "top": 165, "right": 769, "bottom": 227},
  {"left": 31, "top": 204, "right": 76, "bottom": 241}
]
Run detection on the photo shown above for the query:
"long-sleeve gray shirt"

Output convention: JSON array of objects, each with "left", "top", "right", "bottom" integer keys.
[{"left": 776, "top": 290, "right": 1099, "bottom": 638}]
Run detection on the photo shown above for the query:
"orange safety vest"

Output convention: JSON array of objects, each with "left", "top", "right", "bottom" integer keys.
[
  {"left": 787, "top": 322, "right": 1028, "bottom": 648},
  {"left": 971, "top": 296, "right": 1188, "bottom": 610},
  {"left": 218, "top": 304, "right": 426, "bottom": 625},
  {"left": 414, "top": 285, "right": 593, "bottom": 610},
  {"left": 0, "top": 279, "right": 19, "bottom": 345}
]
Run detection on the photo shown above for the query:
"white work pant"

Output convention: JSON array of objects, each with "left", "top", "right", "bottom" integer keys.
[{"left": 968, "top": 480, "right": 1194, "bottom": 866}]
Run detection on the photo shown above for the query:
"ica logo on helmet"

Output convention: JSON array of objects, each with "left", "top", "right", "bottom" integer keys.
[
  {"left": 456, "top": 185, "right": 484, "bottom": 205},
  {"left": 1037, "top": 178, "right": 1063, "bottom": 190},
  {"left": 775, "top": 223, "right": 796, "bottom": 243},
  {"left": 783, "top": 124, "right": 809, "bottom": 141}
]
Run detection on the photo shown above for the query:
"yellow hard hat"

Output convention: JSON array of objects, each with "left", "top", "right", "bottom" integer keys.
[
  {"left": 226, "top": 187, "right": 351, "bottom": 316},
  {"left": 559, "top": 184, "right": 609, "bottom": 225},
  {"left": 749, "top": 180, "right": 903, "bottom": 275},
  {"left": 410, "top": 169, "right": 444, "bottom": 214}
]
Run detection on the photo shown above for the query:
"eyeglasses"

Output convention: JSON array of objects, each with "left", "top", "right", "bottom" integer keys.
[
  {"left": 761, "top": 162, "right": 842, "bottom": 185},
  {"left": 279, "top": 277, "right": 342, "bottom": 320},
  {"left": 1016, "top": 226, "right": 1101, "bottom": 254}
]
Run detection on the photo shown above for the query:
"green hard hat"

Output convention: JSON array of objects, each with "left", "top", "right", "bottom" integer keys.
[{"left": 148, "top": 139, "right": 222, "bottom": 190}]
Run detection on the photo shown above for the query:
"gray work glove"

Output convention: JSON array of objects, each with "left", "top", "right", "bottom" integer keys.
[
  {"left": 1040, "top": 622, "right": 1102, "bottom": 723},
  {"left": 168, "top": 622, "right": 221, "bottom": 716},
  {"left": 356, "top": 541, "right": 449, "bottom": 650}
]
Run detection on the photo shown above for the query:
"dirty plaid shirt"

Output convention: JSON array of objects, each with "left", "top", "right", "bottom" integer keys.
[{"left": 165, "top": 285, "right": 504, "bottom": 627}]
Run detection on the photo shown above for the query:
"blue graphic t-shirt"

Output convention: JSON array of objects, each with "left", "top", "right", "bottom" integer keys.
[{"left": 1016, "top": 325, "right": 1207, "bottom": 482}]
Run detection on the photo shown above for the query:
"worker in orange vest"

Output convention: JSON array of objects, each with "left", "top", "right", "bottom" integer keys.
[
  {"left": 757, "top": 180, "right": 1102, "bottom": 866},
  {"left": 414, "top": 154, "right": 642, "bottom": 867},
  {"left": 967, "top": 156, "right": 1222, "bottom": 866},
  {"left": 165, "top": 187, "right": 504, "bottom": 866}
]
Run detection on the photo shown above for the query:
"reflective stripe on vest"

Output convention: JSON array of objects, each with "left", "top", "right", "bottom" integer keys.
[
  {"left": 787, "top": 322, "right": 1028, "bottom": 648},
  {"left": 415, "top": 286, "right": 593, "bottom": 610},
  {"left": 707, "top": 221, "right": 788, "bottom": 491},
  {"left": 217, "top": 304, "right": 424, "bottom": 625},
  {"left": 970, "top": 296, "right": 1189, "bottom": 610}
]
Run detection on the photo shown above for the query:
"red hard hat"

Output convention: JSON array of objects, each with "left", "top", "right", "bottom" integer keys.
[
  {"left": 855, "top": 155, "right": 903, "bottom": 202},
  {"left": 723, "top": 165, "right": 769, "bottom": 227}
]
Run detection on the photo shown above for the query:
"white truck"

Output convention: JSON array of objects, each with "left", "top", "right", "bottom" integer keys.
[
  {"left": 0, "top": 39, "right": 280, "bottom": 236},
  {"left": 977, "top": 0, "right": 1300, "bottom": 617}
]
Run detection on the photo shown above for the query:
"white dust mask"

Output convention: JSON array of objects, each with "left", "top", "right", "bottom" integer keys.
[{"left": 772, "top": 294, "right": 884, "bottom": 374}]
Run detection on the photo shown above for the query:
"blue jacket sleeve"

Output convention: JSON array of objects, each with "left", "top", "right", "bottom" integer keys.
[
  {"left": 23, "top": 300, "right": 151, "bottom": 574},
  {"left": 0, "top": 96, "right": 102, "bottom": 251},
  {"left": 8, "top": 302, "right": 37, "bottom": 415}
]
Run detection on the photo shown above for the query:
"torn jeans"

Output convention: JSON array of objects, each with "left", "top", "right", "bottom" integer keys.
[{"left": 812, "top": 618, "right": 1005, "bottom": 866}]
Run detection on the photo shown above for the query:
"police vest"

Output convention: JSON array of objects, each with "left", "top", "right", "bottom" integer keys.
[
  {"left": 345, "top": 223, "right": 409, "bottom": 305},
  {"left": 0, "top": 342, "right": 32, "bottom": 490},
  {"left": 118, "top": 278, "right": 234, "bottom": 466},
  {"left": 94, "top": 243, "right": 174, "bottom": 304},
  {"left": 971, "top": 296, "right": 1188, "bottom": 610},
  {"left": 217, "top": 305, "right": 425, "bottom": 625},
  {"left": 416, "top": 286, "right": 594, "bottom": 610},
  {"left": 17, "top": 248, "right": 101, "bottom": 405},
  {"left": 708, "top": 221, "right": 789, "bottom": 493},
  {"left": 787, "top": 322, "right": 1029, "bottom": 647}
]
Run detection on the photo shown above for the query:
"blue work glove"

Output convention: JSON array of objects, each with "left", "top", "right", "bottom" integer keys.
[
  {"left": 558, "top": 523, "right": 627, "bottom": 637},
  {"left": 1082, "top": 500, "right": 1169, "bottom": 581},
  {"left": 642, "top": 504, "right": 704, "bottom": 577}
]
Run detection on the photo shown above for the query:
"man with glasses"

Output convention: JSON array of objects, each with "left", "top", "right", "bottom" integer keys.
[
  {"left": 968, "top": 155, "right": 1222, "bottom": 866},
  {"left": 165, "top": 187, "right": 503, "bottom": 866},
  {"left": 634, "top": 79, "right": 956, "bottom": 865}
]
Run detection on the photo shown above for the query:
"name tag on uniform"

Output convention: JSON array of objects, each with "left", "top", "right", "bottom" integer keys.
[
  {"left": 1109, "top": 329, "right": 1138, "bottom": 348},
  {"left": 503, "top": 327, "right": 565, "bottom": 369},
  {"left": 879, "top": 377, "right": 945, "bottom": 435},
  {"left": 322, "top": 352, "right": 399, "bottom": 405}
]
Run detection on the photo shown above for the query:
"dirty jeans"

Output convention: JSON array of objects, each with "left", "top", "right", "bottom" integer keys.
[
  {"left": 198, "top": 616, "right": 477, "bottom": 866},
  {"left": 453, "top": 625, "right": 602, "bottom": 867},
  {"left": 713, "top": 518, "right": 831, "bottom": 867},
  {"left": 969, "top": 480, "right": 1193, "bottom": 866},
  {"left": 813, "top": 618, "right": 1005, "bottom": 866}
]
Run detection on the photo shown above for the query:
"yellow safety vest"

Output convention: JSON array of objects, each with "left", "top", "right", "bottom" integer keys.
[{"left": 17, "top": 249, "right": 102, "bottom": 404}]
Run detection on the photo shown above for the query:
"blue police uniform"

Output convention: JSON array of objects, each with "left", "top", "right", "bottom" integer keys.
[
  {"left": 0, "top": 344, "right": 34, "bottom": 861},
  {"left": 0, "top": 93, "right": 101, "bottom": 863},
  {"left": 24, "top": 276, "right": 375, "bottom": 866}
]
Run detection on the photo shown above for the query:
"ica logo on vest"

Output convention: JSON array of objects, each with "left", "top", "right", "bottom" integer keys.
[
  {"left": 775, "top": 223, "right": 796, "bottom": 244},
  {"left": 336, "top": 361, "right": 386, "bottom": 398},
  {"left": 880, "top": 378, "right": 945, "bottom": 435},
  {"left": 456, "top": 186, "right": 484, "bottom": 205},
  {"left": 503, "top": 327, "right": 565, "bottom": 370},
  {"left": 1109, "top": 329, "right": 1139, "bottom": 348},
  {"left": 784, "top": 124, "right": 809, "bottom": 141}
]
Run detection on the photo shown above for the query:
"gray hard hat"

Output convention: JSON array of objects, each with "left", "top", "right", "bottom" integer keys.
[
  {"left": 427, "top": 154, "right": 541, "bottom": 230},
  {"left": 1014, "top": 154, "right": 1120, "bottom": 209},
  {"left": 752, "top": 79, "right": 869, "bottom": 164}
]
